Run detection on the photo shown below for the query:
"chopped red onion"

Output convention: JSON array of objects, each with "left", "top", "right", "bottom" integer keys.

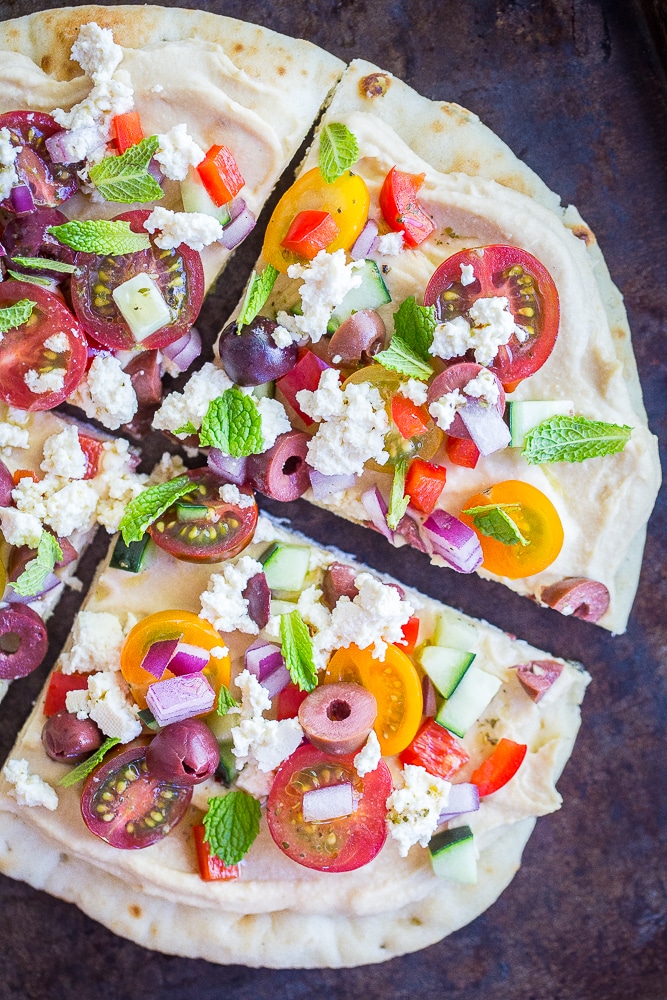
[
  {"left": 422, "top": 510, "right": 483, "bottom": 574},
  {"left": 261, "top": 662, "right": 291, "bottom": 699},
  {"left": 302, "top": 782, "right": 355, "bottom": 822},
  {"left": 207, "top": 449, "right": 247, "bottom": 485},
  {"left": 219, "top": 206, "right": 256, "bottom": 250},
  {"left": 459, "top": 399, "right": 511, "bottom": 456},
  {"left": 168, "top": 642, "right": 210, "bottom": 676},
  {"left": 141, "top": 637, "right": 180, "bottom": 680},
  {"left": 422, "top": 675, "right": 437, "bottom": 718},
  {"left": 228, "top": 197, "right": 246, "bottom": 221},
  {"left": 350, "top": 219, "right": 379, "bottom": 260},
  {"left": 438, "top": 782, "right": 480, "bottom": 824},
  {"left": 309, "top": 469, "right": 357, "bottom": 500},
  {"left": 361, "top": 486, "right": 394, "bottom": 543},
  {"left": 145, "top": 673, "right": 215, "bottom": 727},
  {"left": 10, "top": 184, "right": 35, "bottom": 217},
  {"left": 244, "top": 640, "right": 285, "bottom": 680},
  {"left": 161, "top": 326, "right": 202, "bottom": 372},
  {"left": 7, "top": 572, "right": 61, "bottom": 604},
  {"left": 45, "top": 127, "right": 101, "bottom": 163},
  {"left": 148, "top": 158, "right": 164, "bottom": 185}
]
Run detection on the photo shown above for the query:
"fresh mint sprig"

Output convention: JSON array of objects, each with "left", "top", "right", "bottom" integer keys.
[
  {"left": 12, "top": 532, "right": 63, "bottom": 597},
  {"left": 318, "top": 123, "right": 359, "bottom": 184},
  {"left": 48, "top": 219, "right": 151, "bottom": 256},
  {"left": 118, "top": 475, "right": 197, "bottom": 544},
  {"left": 522, "top": 415, "right": 632, "bottom": 464},
  {"left": 376, "top": 296, "right": 436, "bottom": 379},
  {"left": 280, "top": 609, "right": 317, "bottom": 692},
  {"left": 375, "top": 338, "right": 433, "bottom": 380},
  {"left": 58, "top": 737, "right": 121, "bottom": 787},
  {"left": 6, "top": 270, "right": 56, "bottom": 288},
  {"left": 0, "top": 298, "right": 35, "bottom": 334},
  {"left": 89, "top": 135, "right": 163, "bottom": 204},
  {"left": 199, "top": 388, "right": 264, "bottom": 458},
  {"left": 387, "top": 460, "right": 410, "bottom": 530},
  {"left": 217, "top": 685, "right": 239, "bottom": 717},
  {"left": 203, "top": 791, "right": 261, "bottom": 865},
  {"left": 237, "top": 264, "right": 279, "bottom": 329},
  {"left": 462, "top": 503, "right": 528, "bottom": 547},
  {"left": 10, "top": 256, "right": 77, "bottom": 274}
]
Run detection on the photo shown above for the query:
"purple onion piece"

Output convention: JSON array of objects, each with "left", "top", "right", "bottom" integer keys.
[
  {"left": 207, "top": 449, "right": 248, "bottom": 486},
  {"left": 168, "top": 642, "right": 210, "bottom": 676},
  {"left": 10, "top": 184, "right": 35, "bottom": 216},
  {"left": 422, "top": 510, "right": 483, "bottom": 574},
  {"left": 303, "top": 783, "right": 354, "bottom": 822},
  {"left": 0, "top": 459, "right": 15, "bottom": 506},
  {"left": 361, "top": 486, "right": 394, "bottom": 543},
  {"left": 459, "top": 399, "right": 511, "bottom": 456},
  {"left": 438, "top": 783, "right": 480, "bottom": 824},
  {"left": 141, "top": 637, "right": 180, "bottom": 680},
  {"left": 219, "top": 207, "right": 256, "bottom": 250},
  {"left": 6, "top": 572, "right": 61, "bottom": 604},
  {"left": 45, "top": 127, "right": 101, "bottom": 164},
  {"left": 350, "top": 219, "right": 379, "bottom": 260},
  {"left": 0, "top": 240, "right": 6, "bottom": 258},
  {"left": 146, "top": 673, "right": 215, "bottom": 727},
  {"left": 148, "top": 157, "right": 164, "bottom": 185},
  {"left": 243, "top": 573, "right": 271, "bottom": 630},
  {"left": 228, "top": 197, "right": 246, "bottom": 221},
  {"left": 161, "top": 326, "right": 202, "bottom": 372},
  {"left": 261, "top": 663, "right": 291, "bottom": 699},
  {"left": 308, "top": 469, "right": 357, "bottom": 501},
  {"left": 244, "top": 640, "right": 285, "bottom": 680}
]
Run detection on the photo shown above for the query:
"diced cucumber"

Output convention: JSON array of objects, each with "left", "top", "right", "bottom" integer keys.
[
  {"left": 180, "top": 167, "right": 231, "bottom": 225},
  {"left": 110, "top": 534, "right": 150, "bottom": 573},
  {"left": 252, "top": 381, "right": 275, "bottom": 400},
  {"left": 328, "top": 259, "right": 391, "bottom": 331},
  {"left": 260, "top": 543, "right": 311, "bottom": 594},
  {"left": 435, "top": 665, "right": 502, "bottom": 738},
  {"left": 432, "top": 610, "right": 480, "bottom": 651},
  {"left": 216, "top": 741, "right": 239, "bottom": 786},
  {"left": 429, "top": 825, "right": 477, "bottom": 883},
  {"left": 509, "top": 399, "right": 574, "bottom": 448},
  {"left": 270, "top": 599, "right": 298, "bottom": 617},
  {"left": 418, "top": 645, "right": 475, "bottom": 698},
  {"left": 175, "top": 502, "right": 209, "bottom": 521},
  {"left": 137, "top": 708, "right": 159, "bottom": 731},
  {"left": 111, "top": 273, "right": 172, "bottom": 343},
  {"left": 205, "top": 709, "right": 237, "bottom": 742}
]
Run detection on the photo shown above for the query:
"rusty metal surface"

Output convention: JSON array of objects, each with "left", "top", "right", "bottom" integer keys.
[{"left": 0, "top": 1, "right": 665, "bottom": 997}]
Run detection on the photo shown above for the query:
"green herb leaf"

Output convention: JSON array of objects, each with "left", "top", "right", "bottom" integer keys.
[
  {"left": 6, "top": 270, "right": 54, "bottom": 287},
  {"left": 199, "top": 388, "right": 264, "bottom": 458},
  {"left": 387, "top": 460, "right": 410, "bottom": 530},
  {"left": 12, "top": 532, "right": 64, "bottom": 597},
  {"left": 318, "top": 122, "right": 359, "bottom": 184},
  {"left": 11, "top": 256, "right": 77, "bottom": 274},
  {"left": 375, "top": 337, "right": 434, "bottom": 380},
  {"left": 88, "top": 135, "right": 163, "bottom": 204},
  {"left": 217, "top": 685, "right": 239, "bottom": 717},
  {"left": 47, "top": 219, "right": 151, "bottom": 256},
  {"left": 118, "top": 474, "right": 196, "bottom": 544},
  {"left": 172, "top": 421, "right": 198, "bottom": 437},
  {"left": 462, "top": 503, "right": 529, "bottom": 547},
  {"left": 522, "top": 415, "right": 633, "bottom": 464},
  {"left": 0, "top": 298, "right": 35, "bottom": 334},
  {"left": 237, "top": 264, "right": 279, "bottom": 329},
  {"left": 392, "top": 296, "right": 436, "bottom": 360},
  {"left": 280, "top": 609, "right": 317, "bottom": 692},
  {"left": 203, "top": 791, "right": 261, "bottom": 865},
  {"left": 58, "top": 737, "right": 121, "bottom": 787}
]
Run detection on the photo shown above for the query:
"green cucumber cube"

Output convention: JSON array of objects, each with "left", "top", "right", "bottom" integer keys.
[
  {"left": 509, "top": 399, "right": 574, "bottom": 448},
  {"left": 418, "top": 645, "right": 475, "bottom": 698},
  {"left": 260, "top": 543, "right": 311, "bottom": 594},
  {"left": 216, "top": 741, "right": 239, "bottom": 786},
  {"left": 435, "top": 665, "right": 502, "bottom": 738},
  {"left": 180, "top": 167, "right": 231, "bottom": 225},
  {"left": 110, "top": 534, "right": 150, "bottom": 573},
  {"left": 432, "top": 610, "right": 480, "bottom": 651},
  {"left": 429, "top": 825, "right": 477, "bottom": 883},
  {"left": 328, "top": 259, "right": 391, "bottom": 331}
]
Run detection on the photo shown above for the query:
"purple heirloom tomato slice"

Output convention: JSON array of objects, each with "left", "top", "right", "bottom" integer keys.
[{"left": 0, "top": 111, "right": 79, "bottom": 209}]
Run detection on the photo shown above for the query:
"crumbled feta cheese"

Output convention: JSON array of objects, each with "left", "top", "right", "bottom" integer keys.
[
  {"left": 460, "top": 262, "right": 476, "bottom": 286},
  {"left": 46, "top": 480, "right": 98, "bottom": 536},
  {"left": 3, "top": 758, "right": 58, "bottom": 810},
  {"left": 296, "top": 368, "right": 389, "bottom": 477},
  {"left": 0, "top": 126, "right": 19, "bottom": 201},
  {"left": 0, "top": 406, "right": 30, "bottom": 455},
  {"left": 232, "top": 715, "right": 304, "bottom": 772},
  {"left": 429, "top": 296, "right": 523, "bottom": 367},
  {"left": 284, "top": 250, "right": 363, "bottom": 343},
  {"left": 463, "top": 367, "right": 500, "bottom": 405},
  {"left": 23, "top": 368, "right": 66, "bottom": 395},
  {"left": 386, "top": 764, "right": 451, "bottom": 857},
  {"left": 296, "top": 585, "right": 332, "bottom": 633},
  {"left": 70, "top": 22, "right": 124, "bottom": 79},
  {"left": 233, "top": 668, "right": 272, "bottom": 721},
  {"left": 66, "top": 670, "right": 141, "bottom": 743},
  {"left": 271, "top": 324, "right": 300, "bottom": 349},
  {"left": 398, "top": 379, "right": 428, "bottom": 406},
  {"left": 144, "top": 206, "right": 223, "bottom": 252},
  {"left": 219, "top": 483, "right": 255, "bottom": 509},
  {"left": 428, "top": 388, "right": 464, "bottom": 432},
  {"left": 89, "top": 438, "right": 147, "bottom": 532},
  {"left": 209, "top": 644, "right": 229, "bottom": 659},
  {"left": 252, "top": 513, "right": 279, "bottom": 545},
  {"left": 61, "top": 610, "right": 126, "bottom": 674},
  {"left": 234, "top": 759, "right": 275, "bottom": 798},
  {"left": 155, "top": 123, "right": 205, "bottom": 181},
  {"left": 146, "top": 451, "right": 187, "bottom": 486},
  {"left": 429, "top": 315, "right": 474, "bottom": 361},
  {"left": 43, "top": 333, "right": 70, "bottom": 354},
  {"left": 376, "top": 231, "right": 404, "bottom": 255},
  {"left": 11, "top": 476, "right": 50, "bottom": 521},
  {"left": 256, "top": 396, "right": 291, "bottom": 451},
  {"left": 0, "top": 507, "right": 42, "bottom": 548},
  {"left": 153, "top": 362, "right": 232, "bottom": 436},
  {"left": 40, "top": 425, "right": 87, "bottom": 480},
  {"left": 354, "top": 730, "right": 382, "bottom": 776},
  {"left": 199, "top": 556, "right": 264, "bottom": 634},
  {"left": 69, "top": 354, "right": 138, "bottom": 430}
]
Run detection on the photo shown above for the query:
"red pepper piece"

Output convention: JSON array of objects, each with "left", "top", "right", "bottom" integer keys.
[
  {"left": 276, "top": 682, "right": 309, "bottom": 720},
  {"left": 112, "top": 111, "right": 144, "bottom": 154},
  {"left": 390, "top": 395, "right": 431, "bottom": 439},
  {"left": 400, "top": 719, "right": 470, "bottom": 780},
  {"left": 77, "top": 432, "right": 105, "bottom": 480},
  {"left": 276, "top": 350, "right": 333, "bottom": 426},
  {"left": 379, "top": 166, "right": 435, "bottom": 247},
  {"left": 281, "top": 210, "right": 340, "bottom": 259},
  {"left": 404, "top": 457, "right": 447, "bottom": 514},
  {"left": 446, "top": 435, "right": 480, "bottom": 469},
  {"left": 43, "top": 670, "right": 89, "bottom": 717},
  {"left": 470, "top": 737, "right": 528, "bottom": 797},
  {"left": 193, "top": 824, "right": 240, "bottom": 881},
  {"left": 12, "top": 468, "right": 38, "bottom": 485},
  {"left": 397, "top": 615, "right": 420, "bottom": 655},
  {"left": 197, "top": 145, "right": 245, "bottom": 206}
]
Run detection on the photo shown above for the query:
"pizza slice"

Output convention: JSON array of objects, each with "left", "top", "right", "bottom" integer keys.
[
  {"left": 153, "top": 60, "right": 660, "bottom": 634},
  {"left": 0, "top": 6, "right": 344, "bottom": 432},
  {"left": 0, "top": 460, "right": 589, "bottom": 968}
]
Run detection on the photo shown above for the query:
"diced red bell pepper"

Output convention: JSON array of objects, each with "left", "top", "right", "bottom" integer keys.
[
  {"left": 197, "top": 145, "right": 245, "bottom": 207},
  {"left": 193, "top": 824, "right": 240, "bottom": 881},
  {"left": 379, "top": 166, "right": 435, "bottom": 247},
  {"left": 404, "top": 457, "right": 447, "bottom": 514},
  {"left": 400, "top": 719, "right": 470, "bottom": 780},
  {"left": 77, "top": 432, "right": 105, "bottom": 480},
  {"left": 390, "top": 395, "right": 431, "bottom": 439},
  {"left": 43, "top": 670, "right": 89, "bottom": 717},
  {"left": 276, "top": 682, "right": 309, "bottom": 720},
  {"left": 470, "top": 738, "right": 527, "bottom": 797},
  {"left": 281, "top": 210, "right": 340, "bottom": 259},
  {"left": 111, "top": 111, "right": 145, "bottom": 154},
  {"left": 276, "top": 350, "right": 333, "bottom": 426},
  {"left": 446, "top": 436, "right": 480, "bottom": 469},
  {"left": 397, "top": 615, "right": 420, "bottom": 655},
  {"left": 12, "top": 468, "right": 38, "bottom": 485}
]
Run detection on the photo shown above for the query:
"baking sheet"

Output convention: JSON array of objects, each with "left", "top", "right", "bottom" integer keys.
[{"left": 0, "top": 0, "right": 665, "bottom": 997}]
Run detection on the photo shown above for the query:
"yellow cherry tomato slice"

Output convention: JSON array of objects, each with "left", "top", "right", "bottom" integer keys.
[
  {"left": 262, "top": 167, "right": 370, "bottom": 272},
  {"left": 460, "top": 480, "right": 564, "bottom": 579},
  {"left": 324, "top": 643, "right": 423, "bottom": 756},
  {"left": 120, "top": 610, "right": 231, "bottom": 710}
]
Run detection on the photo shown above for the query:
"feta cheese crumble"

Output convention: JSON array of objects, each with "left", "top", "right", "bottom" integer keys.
[
  {"left": 278, "top": 249, "right": 363, "bottom": 343},
  {"left": 430, "top": 296, "right": 523, "bottom": 367},
  {"left": 219, "top": 483, "right": 255, "bottom": 509},
  {"left": 296, "top": 585, "right": 332, "bottom": 633},
  {"left": 463, "top": 367, "right": 500, "bottom": 405},
  {"left": 232, "top": 668, "right": 272, "bottom": 721},
  {"left": 354, "top": 730, "right": 382, "bottom": 776},
  {"left": 0, "top": 126, "right": 19, "bottom": 201},
  {"left": 271, "top": 324, "right": 301, "bottom": 349},
  {"left": 199, "top": 556, "right": 264, "bottom": 634},
  {"left": 155, "top": 123, "right": 205, "bottom": 181},
  {"left": 66, "top": 670, "right": 141, "bottom": 743},
  {"left": 0, "top": 406, "right": 30, "bottom": 455},
  {"left": 153, "top": 362, "right": 232, "bottom": 436},
  {"left": 69, "top": 354, "right": 138, "bottom": 430},
  {"left": 44, "top": 333, "right": 70, "bottom": 353},
  {"left": 398, "top": 379, "right": 429, "bottom": 406},
  {"left": 428, "top": 388, "right": 464, "bottom": 432},
  {"left": 0, "top": 507, "right": 43, "bottom": 548},
  {"left": 61, "top": 610, "right": 126, "bottom": 674},
  {"left": 460, "top": 262, "right": 476, "bottom": 286},
  {"left": 23, "top": 368, "right": 66, "bottom": 395},
  {"left": 144, "top": 206, "right": 223, "bottom": 252},
  {"left": 256, "top": 396, "right": 291, "bottom": 451},
  {"left": 386, "top": 764, "right": 451, "bottom": 857},
  {"left": 40, "top": 425, "right": 87, "bottom": 480},
  {"left": 375, "top": 231, "right": 404, "bottom": 255},
  {"left": 232, "top": 715, "right": 304, "bottom": 773},
  {"left": 3, "top": 758, "right": 58, "bottom": 811}
]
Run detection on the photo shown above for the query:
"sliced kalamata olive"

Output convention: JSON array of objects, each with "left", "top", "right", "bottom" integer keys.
[
  {"left": 42, "top": 709, "right": 104, "bottom": 762},
  {"left": 540, "top": 577, "right": 610, "bottom": 623},
  {"left": 327, "top": 310, "right": 386, "bottom": 367},
  {"left": 243, "top": 572, "right": 271, "bottom": 630},
  {"left": 321, "top": 562, "right": 359, "bottom": 611},
  {"left": 427, "top": 362, "right": 505, "bottom": 439},
  {"left": 218, "top": 317, "right": 299, "bottom": 386},
  {"left": 123, "top": 350, "right": 162, "bottom": 406},
  {"left": 145, "top": 718, "right": 220, "bottom": 785},
  {"left": 246, "top": 430, "right": 311, "bottom": 502},
  {"left": 395, "top": 513, "right": 431, "bottom": 554},
  {"left": 299, "top": 681, "right": 378, "bottom": 754},
  {"left": 0, "top": 603, "right": 48, "bottom": 679},
  {"left": 515, "top": 660, "right": 564, "bottom": 702},
  {"left": 0, "top": 459, "right": 14, "bottom": 506}
]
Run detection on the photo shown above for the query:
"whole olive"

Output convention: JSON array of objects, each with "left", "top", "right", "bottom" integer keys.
[
  {"left": 42, "top": 710, "right": 104, "bottom": 763},
  {"left": 218, "top": 317, "right": 298, "bottom": 386},
  {"left": 145, "top": 719, "right": 220, "bottom": 785},
  {"left": 327, "top": 310, "right": 386, "bottom": 367}
]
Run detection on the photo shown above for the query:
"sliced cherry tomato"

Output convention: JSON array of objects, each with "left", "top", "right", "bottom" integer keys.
[
  {"left": 404, "top": 457, "right": 447, "bottom": 514},
  {"left": 112, "top": 111, "right": 144, "bottom": 154},
  {"left": 470, "top": 737, "right": 527, "bottom": 797},
  {"left": 398, "top": 615, "right": 420, "bottom": 655},
  {"left": 325, "top": 643, "right": 423, "bottom": 756},
  {"left": 1, "top": 207, "right": 76, "bottom": 276},
  {"left": 148, "top": 470, "right": 257, "bottom": 564},
  {"left": 266, "top": 743, "right": 392, "bottom": 872},
  {"left": 276, "top": 681, "right": 309, "bottom": 720},
  {"left": 446, "top": 436, "right": 480, "bottom": 469},
  {"left": 263, "top": 167, "right": 370, "bottom": 272},
  {"left": 70, "top": 209, "right": 204, "bottom": 352},
  {"left": 400, "top": 719, "right": 470, "bottom": 780},
  {"left": 281, "top": 210, "right": 340, "bottom": 259},
  {"left": 391, "top": 395, "right": 431, "bottom": 439},
  {"left": 121, "top": 609, "right": 231, "bottom": 710},
  {"left": 0, "top": 111, "right": 79, "bottom": 209},
  {"left": 379, "top": 167, "right": 435, "bottom": 247},
  {"left": 192, "top": 823, "right": 240, "bottom": 880},
  {"left": 276, "top": 350, "right": 333, "bottom": 425},
  {"left": 424, "top": 245, "right": 560, "bottom": 388},
  {"left": 76, "top": 431, "right": 106, "bottom": 479},
  {"left": 460, "top": 479, "right": 564, "bottom": 579},
  {"left": 42, "top": 670, "right": 89, "bottom": 717},
  {"left": 197, "top": 144, "right": 245, "bottom": 206},
  {"left": 81, "top": 739, "right": 192, "bottom": 849},
  {"left": 0, "top": 280, "right": 88, "bottom": 410}
]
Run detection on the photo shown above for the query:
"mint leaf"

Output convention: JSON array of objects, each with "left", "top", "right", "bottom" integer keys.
[
  {"left": 88, "top": 135, "right": 163, "bottom": 204},
  {"left": 118, "top": 474, "right": 196, "bottom": 544},
  {"left": 375, "top": 337, "right": 433, "bottom": 380},
  {"left": 172, "top": 421, "right": 198, "bottom": 436},
  {"left": 0, "top": 298, "right": 35, "bottom": 334},
  {"left": 319, "top": 122, "right": 359, "bottom": 184},
  {"left": 10, "top": 256, "right": 77, "bottom": 274},
  {"left": 387, "top": 460, "right": 410, "bottom": 530},
  {"left": 217, "top": 684, "right": 239, "bottom": 717},
  {"left": 238, "top": 264, "right": 279, "bottom": 328},
  {"left": 58, "top": 737, "right": 121, "bottom": 787},
  {"left": 12, "top": 532, "right": 63, "bottom": 597},
  {"left": 393, "top": 296, "right": 436, "bottom": 360},
  {"left": 280, "top": 610, "right": 317, "bottom": 692},
  {"left": 48, "top": 220, "right": 151, "bottom": 256},
  {"left": 522, "top": 415, "right": 632, "bottom": 464},
  {"left": 203, "top": 791, "right": 261, "bottom": 865},
  {"left": 6, "top": 270, "right": 54, "bottom": 288},
  {"left": 199, "top": 388, "right": 264, "bottom": 458},
  {"left": 463, "top": 503, "right": 529, "bottom": 547}
]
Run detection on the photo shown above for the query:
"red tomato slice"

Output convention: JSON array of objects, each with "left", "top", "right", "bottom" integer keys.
[
  {"left": 379, "top": 167, "right": 435, "bottom": 247},
  {"left": 192, "top": 824, "right": 240, "bottom": 881},
  {"left": 404, "top": 457, "right": 447, "bottom": 514},
  {"left": 0, "top": 280, "right": 88, "bottom": 410},
  {"left": 424, "top": 245, "right": 560, "bottom": 387},
  {"left": 266, "top": 743, "right": 392, "bottom": 872},
  {"left": 276, "top": 682, "right": 309, "bottom": 720},
  {"left": 0, "top": 111, "right": 79, "bottom": 209},
  {"left": 400, "top": 719, "right": 470, "bottom": 780},
  {"left": 70, "top": 209, "right": 204, "bottom": 352},
  {"left": 1, "top": 207, "right": 76, "bottom": 275},
  {"left": 197, "top": 145, "right": 244, "bottom": 206},
  {"left": 281, "top": 210, "right": 340, "bottom": 259},
  {"left": 470, "top": 738, "right": 527, "bottom": 797}
]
